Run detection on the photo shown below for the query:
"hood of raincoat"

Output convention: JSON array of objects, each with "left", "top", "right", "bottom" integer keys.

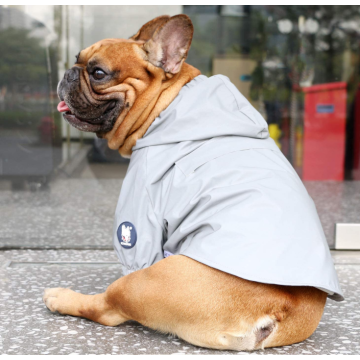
[
  {"left": 113, "top": 74, "right": 344, "bottom": 302},
  {"left": 133, "top": 75, "right": 269, "bottom": 150}
]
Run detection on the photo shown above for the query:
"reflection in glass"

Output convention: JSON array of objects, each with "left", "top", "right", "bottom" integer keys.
[
  {"left": 184, "top": 5, "right": 360, "bottom": 180},
  {"left": 0, "top": 6, "right": 61, "bottom": 189}
]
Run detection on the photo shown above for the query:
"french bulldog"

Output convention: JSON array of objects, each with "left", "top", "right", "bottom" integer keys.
[{"left": 43, "top": 15, "right": 342, "bottom": 351}]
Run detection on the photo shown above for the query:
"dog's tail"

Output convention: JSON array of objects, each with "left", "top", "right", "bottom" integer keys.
[
  {"left": 220, "top": 315, "right": 277, "bottom": 351},
  {"left": 220, "top": 287, "right": 327, "bottom": 351},
  {"left": 264, "top": 287, "right": 327, "bottom": 349}
]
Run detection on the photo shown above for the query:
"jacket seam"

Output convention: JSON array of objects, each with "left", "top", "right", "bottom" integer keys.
[
  {"left": 145, "top": 147, "right": 166, "bottom": 232},
  {"left": 174, "top": 139, "right": 212, "bottom": 177},
  {"left": 175, "top": 164, "right": 187, "bottom": 177},
  {"left": 178, "top": 148, "right": 296, "bottom": 177}
]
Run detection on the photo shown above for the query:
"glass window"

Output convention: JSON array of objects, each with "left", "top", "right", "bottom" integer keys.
[
  {"left": 1, "top": 5, "right": 360, "bottom": 250},
  {"left": 184, "top": 5, "right": 360, "bottom": 180}
]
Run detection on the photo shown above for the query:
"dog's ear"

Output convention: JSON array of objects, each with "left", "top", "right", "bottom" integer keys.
[
  {"left": 143, "top": 14, "right": 194, "bottom": 74},
  {"left": 130, "top": 15, "right": 171, "bottom": 41}
]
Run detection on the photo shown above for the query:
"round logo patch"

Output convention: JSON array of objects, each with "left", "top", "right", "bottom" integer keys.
[{"left": 117, "top": 221, "right": 137, "bottom": 249}]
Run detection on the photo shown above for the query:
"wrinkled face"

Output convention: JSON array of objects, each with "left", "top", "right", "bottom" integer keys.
[
  {"left": 57, "top": 15, "right": 194, "bottom": 140},
  {"left": 57, "top": 39, "right": 151, "bottom": 135}
]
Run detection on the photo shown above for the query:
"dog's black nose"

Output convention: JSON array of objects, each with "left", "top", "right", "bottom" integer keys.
[{"left": 65, "top": 67, "right": 81, "bottom": 82}]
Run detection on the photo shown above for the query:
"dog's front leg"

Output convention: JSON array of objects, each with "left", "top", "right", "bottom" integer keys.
[{"left": 43, "top": 281, "right": 129, "bottom": 327}]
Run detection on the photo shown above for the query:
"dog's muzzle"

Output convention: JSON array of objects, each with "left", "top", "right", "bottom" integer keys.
[{"left": 57, "top": 67, "right": 121, "bottom": 133}]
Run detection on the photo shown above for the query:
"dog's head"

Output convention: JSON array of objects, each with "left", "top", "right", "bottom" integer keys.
[{"left": 57, "top": 14, "right": 199, "bottom": 154}]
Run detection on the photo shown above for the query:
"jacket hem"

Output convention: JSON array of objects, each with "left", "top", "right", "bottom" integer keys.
[
  {"left": 119, "top": 264, "right": 137, "bottom": 276},
  {"left": 180, "top": 251, "right": 344, "bottom": 302}
]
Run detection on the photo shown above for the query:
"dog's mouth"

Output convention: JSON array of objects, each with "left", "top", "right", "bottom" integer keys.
[{"left": 57, "top": 100, "right": 119, "bottom": 133}]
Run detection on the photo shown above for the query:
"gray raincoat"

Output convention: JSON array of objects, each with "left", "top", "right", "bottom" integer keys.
[{"left": 113, "top": 74, "right": 344, "bottom": 301}]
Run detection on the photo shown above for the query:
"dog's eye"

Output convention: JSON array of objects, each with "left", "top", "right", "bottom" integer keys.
[{"left": 93, "top": 69, "right": 106, "bottom": 80}]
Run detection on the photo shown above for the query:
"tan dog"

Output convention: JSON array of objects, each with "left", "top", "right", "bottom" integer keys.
[{"left": 44, "top": 15, "right": 327, "bottom": 351}]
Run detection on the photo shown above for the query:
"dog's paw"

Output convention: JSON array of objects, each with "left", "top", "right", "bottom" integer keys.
[{"left": 43, "top": 287, "right": 73, "bottom": 314}]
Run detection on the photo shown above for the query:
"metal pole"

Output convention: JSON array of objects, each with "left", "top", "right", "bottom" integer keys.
[
  {"left": 79, "top": 5, "right": 84, "bottom": 148},
  {"left": 65, "top": 5, "right": 71, "bottom": 161}
]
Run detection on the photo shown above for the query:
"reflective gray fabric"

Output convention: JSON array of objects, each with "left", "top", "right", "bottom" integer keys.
[{"left": 113, "top": 75, "right": 344, "bottom": 301}]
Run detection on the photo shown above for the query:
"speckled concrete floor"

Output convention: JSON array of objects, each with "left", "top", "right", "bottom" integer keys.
[{"left": 0, "top": 249, "right": 359, "bottom": 355}]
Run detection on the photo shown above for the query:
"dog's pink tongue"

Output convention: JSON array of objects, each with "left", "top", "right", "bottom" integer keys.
[{"left": 57, "top": 101, "right": 70, "bottom": 112}]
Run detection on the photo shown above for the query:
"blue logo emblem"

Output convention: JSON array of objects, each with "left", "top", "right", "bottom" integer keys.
[{"left": 117, "top": 222, "right": 137, "bottom": 249}]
